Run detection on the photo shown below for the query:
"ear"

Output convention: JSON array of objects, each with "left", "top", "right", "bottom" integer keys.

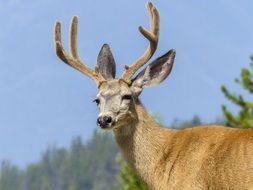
[
  {"left": 96, "top": 44, "right": 116, "bottom": 80},
  {"left": 131, "top": 49, "right": 176, "bottom": 95}
]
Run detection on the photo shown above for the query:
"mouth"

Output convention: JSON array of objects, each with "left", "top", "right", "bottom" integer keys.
[{"left": 99, "top": 124, "right": 113, "bottom": 130}]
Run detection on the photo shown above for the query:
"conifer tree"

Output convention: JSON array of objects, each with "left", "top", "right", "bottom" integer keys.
[{"left": 221, "top": 56, "right": 253, "bottom": 128}]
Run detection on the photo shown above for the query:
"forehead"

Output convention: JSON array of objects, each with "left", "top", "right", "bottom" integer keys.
[{"left": 98, "top": 80, "right": 130, "bottom": 96}]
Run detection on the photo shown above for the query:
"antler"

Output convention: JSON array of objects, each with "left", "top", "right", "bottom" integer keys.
[
  {"left": 120, "top": 2, "right": 160, "bottom": 84},
  {"left": 54, "top": 16, "right": 105, "bottom": 86}
]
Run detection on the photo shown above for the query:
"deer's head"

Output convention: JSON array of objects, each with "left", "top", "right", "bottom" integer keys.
[{"left": 54, "top": 2, "right": 176, "bottom": 130}]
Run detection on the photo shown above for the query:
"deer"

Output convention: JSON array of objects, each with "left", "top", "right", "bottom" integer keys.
[{"left": 54, "top": 2, "right": 253, "bottom": 190}]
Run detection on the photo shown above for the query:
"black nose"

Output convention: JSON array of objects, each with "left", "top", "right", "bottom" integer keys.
[{"left": 97, "top": 116, "right": 112, "bottom": 128}]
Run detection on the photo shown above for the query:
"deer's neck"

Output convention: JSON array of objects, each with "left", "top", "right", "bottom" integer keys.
[{"left": 113, "top": 100, "right": 174, "bottom": 186}]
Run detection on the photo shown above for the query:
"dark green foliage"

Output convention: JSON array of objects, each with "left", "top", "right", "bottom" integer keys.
[
  {"left": 0, "top": 161, "right": 24, "bottom": 190},
  {"left": 116, "top": 157, "right": 149, "bottom": 190},
  {"left": 221, "top": 57, "right": 253, "bottom": 128},
  {"left": 0, "top": 132, "right": 119, "bottom": 190}
]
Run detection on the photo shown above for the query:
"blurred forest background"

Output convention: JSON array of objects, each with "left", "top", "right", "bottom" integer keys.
[{"left": 0, "top": 58, "right": 252, "bottom": 189}]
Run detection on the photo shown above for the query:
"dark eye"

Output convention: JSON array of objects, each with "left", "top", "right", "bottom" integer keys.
[
  {"left": 122, "top": 95, "right": 132, "bottom": 100},
  {"left": 93, "top": 98, "right": 100, "bottom": 105}
]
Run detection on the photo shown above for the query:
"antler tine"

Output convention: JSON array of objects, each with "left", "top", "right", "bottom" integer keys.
[
  {"left": 120, "top": 2, "right": 160, "bottom": 84},
  {"left": 54, "top": 17, "right": 105, "bottom": 86},
  {"left": 70, "top": 16, "right": 80, "bottom": 60}
]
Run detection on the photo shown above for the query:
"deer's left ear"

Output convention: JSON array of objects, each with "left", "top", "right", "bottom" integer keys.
[
  {"left": 96, "top": 44, "right": 116, "bottom": 80},
  {"left": 131, "top": 49, "right": 176, "bottom": 95}
]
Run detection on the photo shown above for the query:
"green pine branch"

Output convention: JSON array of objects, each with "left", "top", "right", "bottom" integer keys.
[{"left": 221, "top": 56, "right": 253, "bottom": 128}]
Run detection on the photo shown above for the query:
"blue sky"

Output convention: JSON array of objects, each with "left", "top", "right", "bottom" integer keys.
[{"left": 0, "top": 0, "right": 252, "bottom": 167}]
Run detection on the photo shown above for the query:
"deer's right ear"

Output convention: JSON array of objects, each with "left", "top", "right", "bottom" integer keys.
[
  {"left": 96, "top": 44, "right": 116, "bottom": 80},
  {"left": 131, "top": 49, "right": 176, "bottom": 95}
]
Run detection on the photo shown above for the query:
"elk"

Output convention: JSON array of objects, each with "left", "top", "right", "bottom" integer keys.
[{"left": 54, "top": 2, "right": 253, "bottom": 190}]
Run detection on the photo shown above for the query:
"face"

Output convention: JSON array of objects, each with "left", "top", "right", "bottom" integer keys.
[
  {"left": 93, "top": 48, "right": 176, "bottom": 130},
  {"left": 95, "top": 80, "right": 137, "bottom": 129}
]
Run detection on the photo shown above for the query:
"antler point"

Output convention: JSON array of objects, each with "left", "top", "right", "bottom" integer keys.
[
  {"left": 138, "top": 26, "right": 143, "bottom": 32},
  {"left": 125, "top": 65, "right": 130, "bottom": 70},
  {"left": 147, "top": 1, "right": 153, "bottom": 8},
  {"left": 72, "top": 16, "right": 78, "bottom": 22},
  {"left": 55, "top": 22, "right": 61, "bottom": 30}
]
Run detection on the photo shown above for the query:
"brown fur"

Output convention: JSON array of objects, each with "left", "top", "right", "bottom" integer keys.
[{"left": 114, "top": 101, "right": 253, "bottom": 190}]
